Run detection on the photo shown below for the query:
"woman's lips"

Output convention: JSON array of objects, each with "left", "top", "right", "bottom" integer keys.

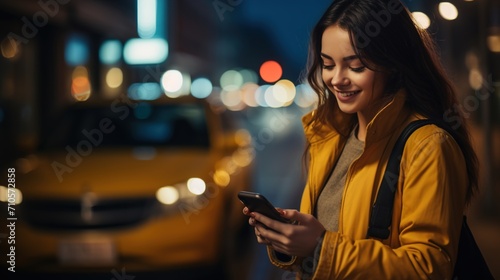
[{"left": 336, "top": 90, "right": 361, "bottom": 101}]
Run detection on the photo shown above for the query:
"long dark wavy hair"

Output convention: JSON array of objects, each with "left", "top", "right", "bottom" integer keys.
[{"left": 305, "top": 0, "right": 479, "bottom": 204}]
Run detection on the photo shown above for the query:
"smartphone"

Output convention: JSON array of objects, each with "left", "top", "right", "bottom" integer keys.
[{"left": 238, "top": 191, "right": 291, "bottom": 224}]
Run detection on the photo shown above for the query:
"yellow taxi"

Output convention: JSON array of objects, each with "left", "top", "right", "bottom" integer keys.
[{"left": 0, "top": 95, "right": 254, "bottom": 278}]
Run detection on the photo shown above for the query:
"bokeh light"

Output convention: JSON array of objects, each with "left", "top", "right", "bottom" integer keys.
[
  {"left": 71, "top": 77, "right": 90, "bottom": 98},
  {"left": 191, "top": 77, "right": 213, "bottom": 99},
  {"left": 273, "top": 79, "right": 296, "bottom": 106},
  {"left": 187, "top": 178, "right": 206, "bottom": 195},
  {"left": 234, "top": 129, "right": 252, "bottom": 147},
  {"left": 487, "top": 34, "right": 500, "bottom": 53},
  {"left": 128, "top": 83, "right": 162, "bottom": 100},
  {"left": 71, "top": 66, "right": 91, "bottom": 101},
  {"left": 469, "top": 69, "right": 483, "bottom": 90},
  {"left": 160, "top": 70, "right": 191, "bottom": 98},
  {"left": 221, "top": 88, "right": 245, "bottom": 111},
  {"left": 99, "top": 40, "right": 122, "bottom": 65},
  {"left": 412, "top": 11, "right": 431, "bottom": 29},
  {"left": 241, "top": 82, "right": 259, "bottom": 107},
  {"left": 264, "top": 86, "right": 281, "bottom": 108},
  {"left": 161, "top": 70, "right": 183, "bottom": 95},
  {"left": 123, "top": 38, "right": 168, "bottom": 65},
  {"left": 294, "top": 83, "right": 318, "bottom": 108},
  {"left": 156, "top": 186, "right": 179, "bottom": 205},
  {"left": 105, "top": 67, "right": 123, "bottom": 89},
  {"left": 239, "top": 69, "right": 258, "bottom": 84},
  {"left": 438, "top": 2, "right": 458, "bottom": 20},
  {"left": 255, "top": 85, "right": 271, "bottom": 107},
  {"left": 0, "top": 185, "right": 23, "bottom": 204},
  {"left": 217, "top": 156, "right": 238, "bottom": 175},
  {"left": 137, "top": 0, "right": 157, "bottom": 38},
  {"left": 1, "top": 37, "right": 19, "bottom": 59},
  {"left": 259, "top": 60, "right": 282, "bottom": 83},
  {"left": 232, "top": 148, "right": 254, "bottom": 168},
  {"left": 213, "top": 170, "right": 230, "bottom": 187},
  {"left": 220, "top": 70, "right": 244, "bottom": 91},
  {"left": 0, "top": 185, "right": 7, "bottom": 202},
  {"left": 65, "top": 34, "right": 90, "bottom": 66},
  {"left": 465, "top": 52, "right": 479, "bottom": 70}
]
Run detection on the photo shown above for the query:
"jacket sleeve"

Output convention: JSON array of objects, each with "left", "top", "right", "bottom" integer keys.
[{"left": 310, "top": 130, "right": 468, "bottom": 279}]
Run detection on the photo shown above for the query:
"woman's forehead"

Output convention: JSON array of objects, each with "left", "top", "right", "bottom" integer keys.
[{"left": 321, "top": 25, "right": 356, "bottom": 58}]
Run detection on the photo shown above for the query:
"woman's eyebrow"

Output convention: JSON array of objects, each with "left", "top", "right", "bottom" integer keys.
[
  {"left": 320, "top": 53, "right": 332, "bottom": 60},
  {"left": 343, "top": 55, "right": 359, "bottom": 61},
  {"left": 320, "top": 53, "right": 359, "bottom": 62}
]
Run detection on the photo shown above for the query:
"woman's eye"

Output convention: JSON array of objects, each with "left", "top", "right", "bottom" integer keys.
[
  {"left": 350, "top": 66, "right": 366, "bottom": 73},
  {"left": 322, "top": 64, "right": 334, "bottom": 70}
]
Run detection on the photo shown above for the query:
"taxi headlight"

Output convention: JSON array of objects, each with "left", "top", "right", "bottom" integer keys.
[{"left": 155, "top": 177, "right": 207, "bottom": 205}]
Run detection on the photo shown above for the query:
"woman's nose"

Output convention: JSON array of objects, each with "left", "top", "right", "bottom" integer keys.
[{"left": 331, "top": 70, "right": 350, "bottom": 87}]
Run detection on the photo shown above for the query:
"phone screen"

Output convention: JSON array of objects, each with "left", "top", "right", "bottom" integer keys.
[{"left": 238, "top": 191, "right": 291, "bottom": 223}]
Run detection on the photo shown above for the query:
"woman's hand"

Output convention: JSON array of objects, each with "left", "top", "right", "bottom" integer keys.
[{"left": 243, "top": 207, "right": 326, "bottom": 257}]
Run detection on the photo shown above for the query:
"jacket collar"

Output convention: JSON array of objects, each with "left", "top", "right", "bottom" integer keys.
[
  {"left": 365, "top": 90, "right": 411, "bottom": 143},
  {"left": 302, "top": 89, "right": 410, "bottom": 145}
]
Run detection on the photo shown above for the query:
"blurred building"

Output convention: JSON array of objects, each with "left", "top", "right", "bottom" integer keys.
[{"left": 0, "top": 0, "right": 223, "bottom": 162}]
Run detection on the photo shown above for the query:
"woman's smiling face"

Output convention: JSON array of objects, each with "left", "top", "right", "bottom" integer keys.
[{"left": 321, "top": 24, "right": 389, "bottom": 120}]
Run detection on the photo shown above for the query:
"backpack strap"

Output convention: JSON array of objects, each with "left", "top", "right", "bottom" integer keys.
[{"left": 367, "top": 119, "right": 441, "bottom": 239}]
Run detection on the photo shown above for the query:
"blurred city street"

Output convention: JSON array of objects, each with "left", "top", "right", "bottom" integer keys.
[{"left": 237, "top": 105, "right": 307, "bottom": 280}]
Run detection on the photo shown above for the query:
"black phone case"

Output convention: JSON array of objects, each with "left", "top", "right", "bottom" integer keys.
[{"left": 238, "top": 191, "right": 290, "bottom": 223}]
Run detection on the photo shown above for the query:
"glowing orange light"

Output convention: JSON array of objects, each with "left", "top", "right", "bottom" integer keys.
[
  {"left": 71, "top": 76, "right": 91, "bottom": 101},
  {"left": 1, "top": 37, "right": 19, "bottom": 59},
  {"left": 259, "top": 60, "right": 282, "bottom": 83}
]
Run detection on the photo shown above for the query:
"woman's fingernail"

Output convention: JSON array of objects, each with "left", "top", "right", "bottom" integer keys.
[{"left": 250, "top": 212, "right": 256, "bottom": 218}]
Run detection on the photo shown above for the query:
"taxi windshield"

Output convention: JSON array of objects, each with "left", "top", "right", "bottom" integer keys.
[{"left": 41, "top": 102, "right": 210, "bottom": 150}]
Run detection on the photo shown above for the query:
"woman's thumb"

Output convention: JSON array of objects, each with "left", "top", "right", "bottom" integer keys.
[{"left": 279, "top": 209, "right": 302, "bottom": 223}]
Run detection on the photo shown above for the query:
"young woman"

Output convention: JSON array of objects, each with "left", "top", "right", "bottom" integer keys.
[{"left": 243, "top": 0, "right": 479, "bottom": 278}]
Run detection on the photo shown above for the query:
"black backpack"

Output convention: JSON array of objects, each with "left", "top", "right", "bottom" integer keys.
[{"left": 367, "top": 119, "right": 493, "bottom": 279}]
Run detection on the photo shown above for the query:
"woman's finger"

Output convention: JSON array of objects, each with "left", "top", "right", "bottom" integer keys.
[{"left": 254, "top": 227, "right": 270, "bottom": 244}]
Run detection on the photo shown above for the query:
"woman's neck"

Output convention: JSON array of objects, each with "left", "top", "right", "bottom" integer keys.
[
  {"left": 356, "top": 97, "right": 392, "bottom": 141},
  {"left": 356, "top": 117, "right": 367, "bottom": 141}
]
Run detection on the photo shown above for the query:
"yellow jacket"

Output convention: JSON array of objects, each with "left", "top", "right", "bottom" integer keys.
[{"left": 268, "top": 91, "right": 468, "bottom": 279}]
